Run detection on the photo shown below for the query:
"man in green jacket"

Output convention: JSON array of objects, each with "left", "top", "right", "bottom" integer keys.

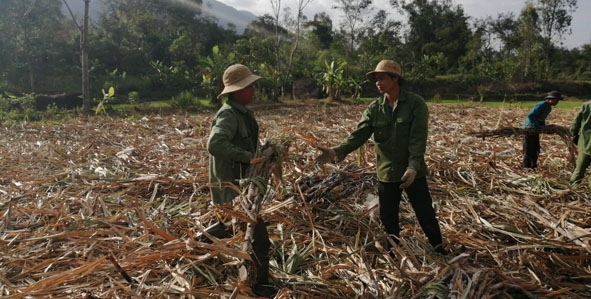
[
  {"left": 208, "top": 64, "right": 261, "bottom": 204},
  {"left": 570, "top": 100, "right": 591, "bottom": 187},
  {"left": 316, "top": 60, "right": 446, "bottom": 255},
  {"left": 207, "top": 65, "right": 276, "bottom": 297}
]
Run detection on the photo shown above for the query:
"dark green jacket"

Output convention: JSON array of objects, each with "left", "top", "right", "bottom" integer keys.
[
  {"left": 207, "top": 99, "right": 259, "bottom": 204},
  {"left": 333, "top": 90, "right": 429, "bottom": 182},
  {"left": 571, "top": 101, "right": 591, "bottom": 155}
]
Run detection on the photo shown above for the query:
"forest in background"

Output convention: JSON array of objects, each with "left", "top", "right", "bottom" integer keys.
[{"left": 1, "top": 0, "right": 590, "bottom": 109}]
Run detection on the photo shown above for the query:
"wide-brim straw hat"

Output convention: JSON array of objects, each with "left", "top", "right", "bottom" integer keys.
[
  {"left": 217, "top": 64, "right": 262, "bottom": 99},
  {"left": 366, "top": 60, "right": 402, "bottom": 82},
  {"left": 545, "top": 90, "right": 563, "bottom": 100}
]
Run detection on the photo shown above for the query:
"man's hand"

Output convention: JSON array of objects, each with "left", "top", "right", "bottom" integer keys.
[
  {"left": 400, "top": 168, "right": 417, "bottom": 189},
  {"left": 315, "top": 147, "right": 337, "bottom": 164}
]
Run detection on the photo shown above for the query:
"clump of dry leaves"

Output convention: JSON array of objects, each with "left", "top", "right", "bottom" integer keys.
[{"left": 1, "top": 102, "right": 589, "bottom": 298}]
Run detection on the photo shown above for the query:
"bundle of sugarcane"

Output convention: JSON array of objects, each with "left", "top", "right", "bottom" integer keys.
[
  {"left": 467, "top": 124, "right": 572, "bottom": 139},
  {"left": 233, "top": 139, "right": 290, "bottom": 296},
  {"left": 468, "top": 124, "right": 576, "bottom": 166},
  {"left": 299, "top": 164, "right": 376, "bottom": 207}
]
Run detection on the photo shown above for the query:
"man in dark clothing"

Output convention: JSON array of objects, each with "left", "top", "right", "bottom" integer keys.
[
  {"left": 315, "top": 60, "right": 446, "bottom": 255},
  {"left": 522, "top": 91, "right": 562, "bottom": 169}
]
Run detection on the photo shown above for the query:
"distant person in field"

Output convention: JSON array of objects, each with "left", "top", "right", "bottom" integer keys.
[
  {"left": 207, "top": 64, "right": 262, "bottom": 204},
  {"left": 315, "top": 60, "right": 447, "bottom": 256},
  {"left": 570, "top": 100, "right": 591, "bottom": 187},
  {"left": 522, "top": 91, "right": 562, "bottom": 169}
]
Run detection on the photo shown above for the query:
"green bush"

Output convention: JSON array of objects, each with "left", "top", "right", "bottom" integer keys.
[
  {"left": 170, "top": 90, "right": 200, "bottom": 111},
  {"left": 0, "top": 94, "right": 41, "bottom": 122},
  {"left": 128, "top": 91, "right": 140, "bottom": 104}
]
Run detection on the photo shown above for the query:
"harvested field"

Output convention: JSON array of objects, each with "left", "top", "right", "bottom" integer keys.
[{"left": 1, "top": 102, "right": 590, "bottom": 298}]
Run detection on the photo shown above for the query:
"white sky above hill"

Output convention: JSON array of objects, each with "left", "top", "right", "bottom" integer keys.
[{"left": 217, "top": 0, "right": 591, "bottom": 49}]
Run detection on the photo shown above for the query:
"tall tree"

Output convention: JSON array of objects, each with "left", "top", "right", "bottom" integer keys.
[
  {"left": 283, "top": 0, "right": 313, "bottom": 98},
  {"left": 305, "top": 12, "right": 334, "bottom": 49},
  {"left": 63, "top": 0, "right": 91, "bottom": 112},
  {"left": 517, "top": 3, "right": 542, "bottom": 80},
  {"left": 333, "top": 0, "right": 373, "bottom": 52},
  {"left": 391, "top": 0, "right": 471, "bottom": 75},
  {"left": 358, "top": 9, "right": 403, "bottom": 70},
  {"left": 93, "top": 0, "right": 234, "bottom": 97},
  {"left": 490, "top": 13, "right": 521, "bottom": 55},
  {"left": 0, "top": 0, "right": 65, "bottom": 93},
  {"left": 460, "top": 18, "right": 490, "bottom": 73},
  {"left": 534, "top": 0, "right": 577, "bottom": 78}
]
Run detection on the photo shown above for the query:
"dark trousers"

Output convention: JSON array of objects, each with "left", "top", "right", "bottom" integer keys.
[
  {"left": 378, "top": 178, "right": 443, "bottom": 248},
  {"left": 523, "top": 134, "right": 541, "bottom": 169}
]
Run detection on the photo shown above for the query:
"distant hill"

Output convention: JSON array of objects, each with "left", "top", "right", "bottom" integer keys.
[
  {"left": 202, "top": 0, "right": 257, "bottom": 34},
  {"left": 61, "top": 0, "right": 257, "bottom": 34}
]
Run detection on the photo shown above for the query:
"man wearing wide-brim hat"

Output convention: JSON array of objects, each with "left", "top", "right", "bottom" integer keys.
[
  {"left": 315, "top": 59, "right": 447, "bottom": 256},
  {"left": 522, "top": 90, "right": 562, "bottom": 169},
  {"left": 207, "top": 64, "right": 262, "bottom": 204},
  {"left": 206, "top": 64, "right": 277, "bottom": 297}
]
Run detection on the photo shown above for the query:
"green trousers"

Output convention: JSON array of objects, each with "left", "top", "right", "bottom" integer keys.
[{"left": 570, "top": 152, "right": 591, "bottom": 187}]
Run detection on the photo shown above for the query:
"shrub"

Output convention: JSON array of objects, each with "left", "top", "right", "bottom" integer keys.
[
  {"left": 128, "top": 91, "right": 140, "bottom": 104},
  {"left": 170, "top": 90, "right": 200, "bottom": 111}
]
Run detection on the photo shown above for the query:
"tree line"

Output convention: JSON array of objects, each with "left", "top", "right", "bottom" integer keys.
[{"left": 0, "top": 0, "right": 589, "bottom": 112}]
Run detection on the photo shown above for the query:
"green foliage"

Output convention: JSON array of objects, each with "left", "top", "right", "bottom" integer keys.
[
  {"left": 0, "top": 0, "right": 589, "bottom": 101},
  {"left": 170, "top": 90, "right": 201, "bottom": 112},
  {"left": 44, "top": 103, "right": 74, "bottom": 121},
  {"left": 270, "top": 231, "right": 313, "bottom": 275},
  {"left": 99, "top": 69, "right": 152, "bottom": 97},
  {"left": 431, "top": 93, "right": 442, "bottom": 103},
  {"left": 0, "top": 93, "right": 40, "bottom": 122},
  {"left": 128, "top": 91, "right": 140, "bottom": 104},
  {"left": 200, "top": 45, "right": 236, "bottom": 106},
  {"left": 148, "top": 60, "right": 194, "bottom": 92},
  {"left": 422, "top": 282, "right": 450, "bottom": 298},
  {"left": 394, "top": 0, "right": 471, "bottom": 73},
  {"left": 0, "top": 0, "right": 76, "bottom": 94},
  {"left": 317, "top": 60, "right": 348, "bottom": 100},
  {"left": 95, "top": 87, "right": 116, "bottom": 115}
]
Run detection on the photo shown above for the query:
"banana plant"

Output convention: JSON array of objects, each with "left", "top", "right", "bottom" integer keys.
[
  {"left": 317, "top": 60, "right": 347, "bottom": 101},
  {"left": 199, "top": 45, "right": 235, "bottom": 107}
]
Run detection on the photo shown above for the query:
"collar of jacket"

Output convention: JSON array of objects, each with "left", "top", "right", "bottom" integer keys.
[{"left": 378, "top": 90, "right": 407, "bottom": 109}]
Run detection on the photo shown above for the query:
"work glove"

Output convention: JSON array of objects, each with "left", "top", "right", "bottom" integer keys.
[
  {"left": 573, "top": 134, "right": 579, "bottom": 145},
  {"left": 399, "top": 168, "right": 417, "bottom": 189},
  {"left": 315, "top": 147, "right": 337, "bottom": 164}
]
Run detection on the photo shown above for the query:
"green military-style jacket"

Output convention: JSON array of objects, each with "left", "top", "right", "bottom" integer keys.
[
  {"left": 333, "top": 90, "right": 429, "bottom": 183},
  {"left": 571, "top": 101, "right": 591, "bottom": 155},
  {"left": 207, "top": 99, "right": 259, "bottom": 204}
]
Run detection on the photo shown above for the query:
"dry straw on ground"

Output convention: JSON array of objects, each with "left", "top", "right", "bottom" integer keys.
[{"left": 1, "top": 102, "right": 590, "bottom": 298}]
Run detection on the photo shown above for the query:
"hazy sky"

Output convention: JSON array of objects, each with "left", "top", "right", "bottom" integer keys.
[{"left": 216, "top": 0, "right": 591, "bottom": 49}]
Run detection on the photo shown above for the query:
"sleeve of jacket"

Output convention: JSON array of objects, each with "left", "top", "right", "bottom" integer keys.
[
  {"left": 408, "top": 98, "right": 428, "bottom": 171},
  {"left": 333, "top": 105, "right": 374, "bottom": 160},
  {"left": 570, "top": 106, "right": 583, "bottom": 136},
  {"left": 207, "top": 109, "right": 253, "bottom": 163}
]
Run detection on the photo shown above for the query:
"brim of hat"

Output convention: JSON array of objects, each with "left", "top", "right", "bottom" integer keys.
[
  {"left": 365, "top": 71, "right": 402, "bottom": 82},
  {"left": 217, "top": 74, "right": 262, "bottom": 99}
]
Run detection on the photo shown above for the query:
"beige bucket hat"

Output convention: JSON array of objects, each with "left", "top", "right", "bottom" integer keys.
[
  {"left": 366, "top": 60, "right": 402, "bottom": 82},
  {"left": 217, "top": 64, "right": 262, "bottom": 99}
]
